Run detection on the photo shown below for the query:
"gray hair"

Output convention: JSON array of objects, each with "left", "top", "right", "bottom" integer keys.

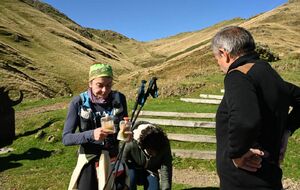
[{"left": 211, "top": 26, "right": 256, "bottom": 57}]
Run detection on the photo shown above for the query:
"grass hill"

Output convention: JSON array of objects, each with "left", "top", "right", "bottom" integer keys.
[
  {"left": 1, "top": 1, "right": 300, "bottom": 189},
  {"left": 0, "top": 0, "right": 136, "bottom": 98},
  {"left": 0, "top": 0, "right": 299, "bottom": 100},
  {"left": 114, "top": 0, "right": 300, "bottom": 97}
]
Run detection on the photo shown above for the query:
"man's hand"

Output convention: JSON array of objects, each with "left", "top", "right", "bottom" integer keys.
[
  {"left": 93, "top": 127, "right": 112, "bottom": 141},
  {"left": 232, "top": 148, "right": 264, "bottom": 172},
  {"left": 279, "top": 130, "right": 291, "bottom": 164}
]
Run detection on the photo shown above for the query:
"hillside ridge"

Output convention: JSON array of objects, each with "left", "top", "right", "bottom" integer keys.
[{"left": 0, "top": 0, "right": 299, "bottom": 99}]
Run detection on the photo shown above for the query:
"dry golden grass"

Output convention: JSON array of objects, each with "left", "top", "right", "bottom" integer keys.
[
  {"left": 0, "top": 0, "right": 299, "bottom": 99},
  {"left": 0, "top": 0, "right": 135, "bottom": 97}
]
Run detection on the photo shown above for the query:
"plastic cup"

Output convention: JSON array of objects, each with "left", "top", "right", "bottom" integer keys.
[
  {"left": 101, "top": 116, "right": 115, "bottom": 133},
  {"left": 117, "top": 120, "right": 132, "bottom": 141}
]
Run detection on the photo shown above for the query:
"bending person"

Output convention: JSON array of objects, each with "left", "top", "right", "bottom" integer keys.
[{"left": 123, "top": 121, "right": 172, "bottom": 190}]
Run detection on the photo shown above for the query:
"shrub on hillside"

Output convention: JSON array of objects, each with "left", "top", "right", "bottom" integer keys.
[{"left": 255, "top": 44, "right": 280, "bottom": 62}]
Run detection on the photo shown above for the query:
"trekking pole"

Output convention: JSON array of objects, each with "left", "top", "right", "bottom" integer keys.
[
  {"left": 113, "top": 77, "right": 158, "bottom": 188},
  {"left": 131, "top": 80, "right": 146, "bottom": 123},
  {"left": 131, "top": 77, "right": 158, "bottom": 126},
  {"left": 104, "top": 78, "right": 158, "bottom": 189}
]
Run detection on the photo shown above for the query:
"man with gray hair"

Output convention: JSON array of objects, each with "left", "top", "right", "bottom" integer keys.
[{"left": 212, "top": 26, "right": 300, "bottom": 190}]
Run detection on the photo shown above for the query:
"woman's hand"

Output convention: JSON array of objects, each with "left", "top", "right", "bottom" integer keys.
[{"left": 93, "top": 127, "right": 113, "bottom": 141}]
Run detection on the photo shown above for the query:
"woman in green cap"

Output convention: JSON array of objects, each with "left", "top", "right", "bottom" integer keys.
[{"left": 62, "top": 63, "right": 129, "bottom": 190}]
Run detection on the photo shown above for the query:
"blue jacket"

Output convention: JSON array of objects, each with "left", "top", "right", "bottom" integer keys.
[{"left": 62, "top": 90, "right": 128, "bottom": 156}]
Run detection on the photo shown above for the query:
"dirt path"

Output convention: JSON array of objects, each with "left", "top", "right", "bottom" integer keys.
[
  {"left": 15, "top": 102, "right": 68, "bottom": 118},
  {"left": 173, "top": 168, "right": 300, "bottom": 190},
  {"left": 173, "top": 168, "right": 219, "bottom": 188}
]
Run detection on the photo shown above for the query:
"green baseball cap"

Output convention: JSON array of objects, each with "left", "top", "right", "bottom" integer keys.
[{"left": 89, "top": 63, "right": 113, "bottom": 81}]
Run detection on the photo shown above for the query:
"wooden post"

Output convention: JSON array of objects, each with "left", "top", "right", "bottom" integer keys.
[
  {"left": 167, "top": 133, "right": 216, "bottom": 143},
  {"left": 180, "top": 98, "right": 221, "bottom": 105},
  {"left": 199, "top": 94, "right": 223, "bottom": 100},
  {"left": 137, "top": 118, "right": 215, "bottom": 128},
  {"left": 139, "top": 111, "right": 215, "bottom": 119}
]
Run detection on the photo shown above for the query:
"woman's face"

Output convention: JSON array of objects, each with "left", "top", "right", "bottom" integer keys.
[{"left": 89, "top": 77, "right": 113, "bottom": 99}]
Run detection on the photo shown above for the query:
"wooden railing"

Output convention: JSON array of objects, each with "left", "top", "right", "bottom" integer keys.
[{"left": 137, "top": 110, "right": 216, "bottom": 160}]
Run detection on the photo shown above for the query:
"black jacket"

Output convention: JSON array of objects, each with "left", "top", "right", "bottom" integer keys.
[
  {"left": 123, "top": 140, "right": 172, "bottom": 190},
  {"left": 216, "top": 53, "right": 300, "bottom": 190}
]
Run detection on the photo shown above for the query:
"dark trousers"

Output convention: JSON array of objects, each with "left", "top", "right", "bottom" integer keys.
[
  {"left": 78, "top": 161, "right": 98, "bottom": 190},
  {"left": 77, "top": 160, "right": 127, "bottom": 190},
  {"left": 128, "top": 168, "right": 159, "bottom": 190}
]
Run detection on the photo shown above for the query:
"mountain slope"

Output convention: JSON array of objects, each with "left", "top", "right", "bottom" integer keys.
[
  {"left": 0, "top": 0, "right": 135, "bottom": 98},
  {"left": 115, "top": 0, "right": 300, "bottom": 97},
  {"left": 1, "top": 0, "right": 299, "bottom": 99}
]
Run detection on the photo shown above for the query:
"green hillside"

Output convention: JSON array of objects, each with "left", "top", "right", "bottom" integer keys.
[
  {"left": 0, "top": 0, "right": 135, "bottom": 98},
  {"left": 0, "top": 0, "right": 299, "bottom": 100},
  {"left": 1, "top": 1, "right": 300, "bottom": 189}
]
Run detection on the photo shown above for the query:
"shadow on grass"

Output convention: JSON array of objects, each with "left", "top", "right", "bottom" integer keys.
[
  {"left": 183, "top": 188, "right": 219, "bottom": 190},
  {"left": 15, "top": 119, "right": 58, "bottom": 138},
  {"left": 0, "top": 147, "right": 53, "bottom": 172}
]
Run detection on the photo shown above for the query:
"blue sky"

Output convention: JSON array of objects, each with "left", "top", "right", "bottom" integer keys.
[{"left": 42, "top": 0, "right": 287, "bottom": 42}]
